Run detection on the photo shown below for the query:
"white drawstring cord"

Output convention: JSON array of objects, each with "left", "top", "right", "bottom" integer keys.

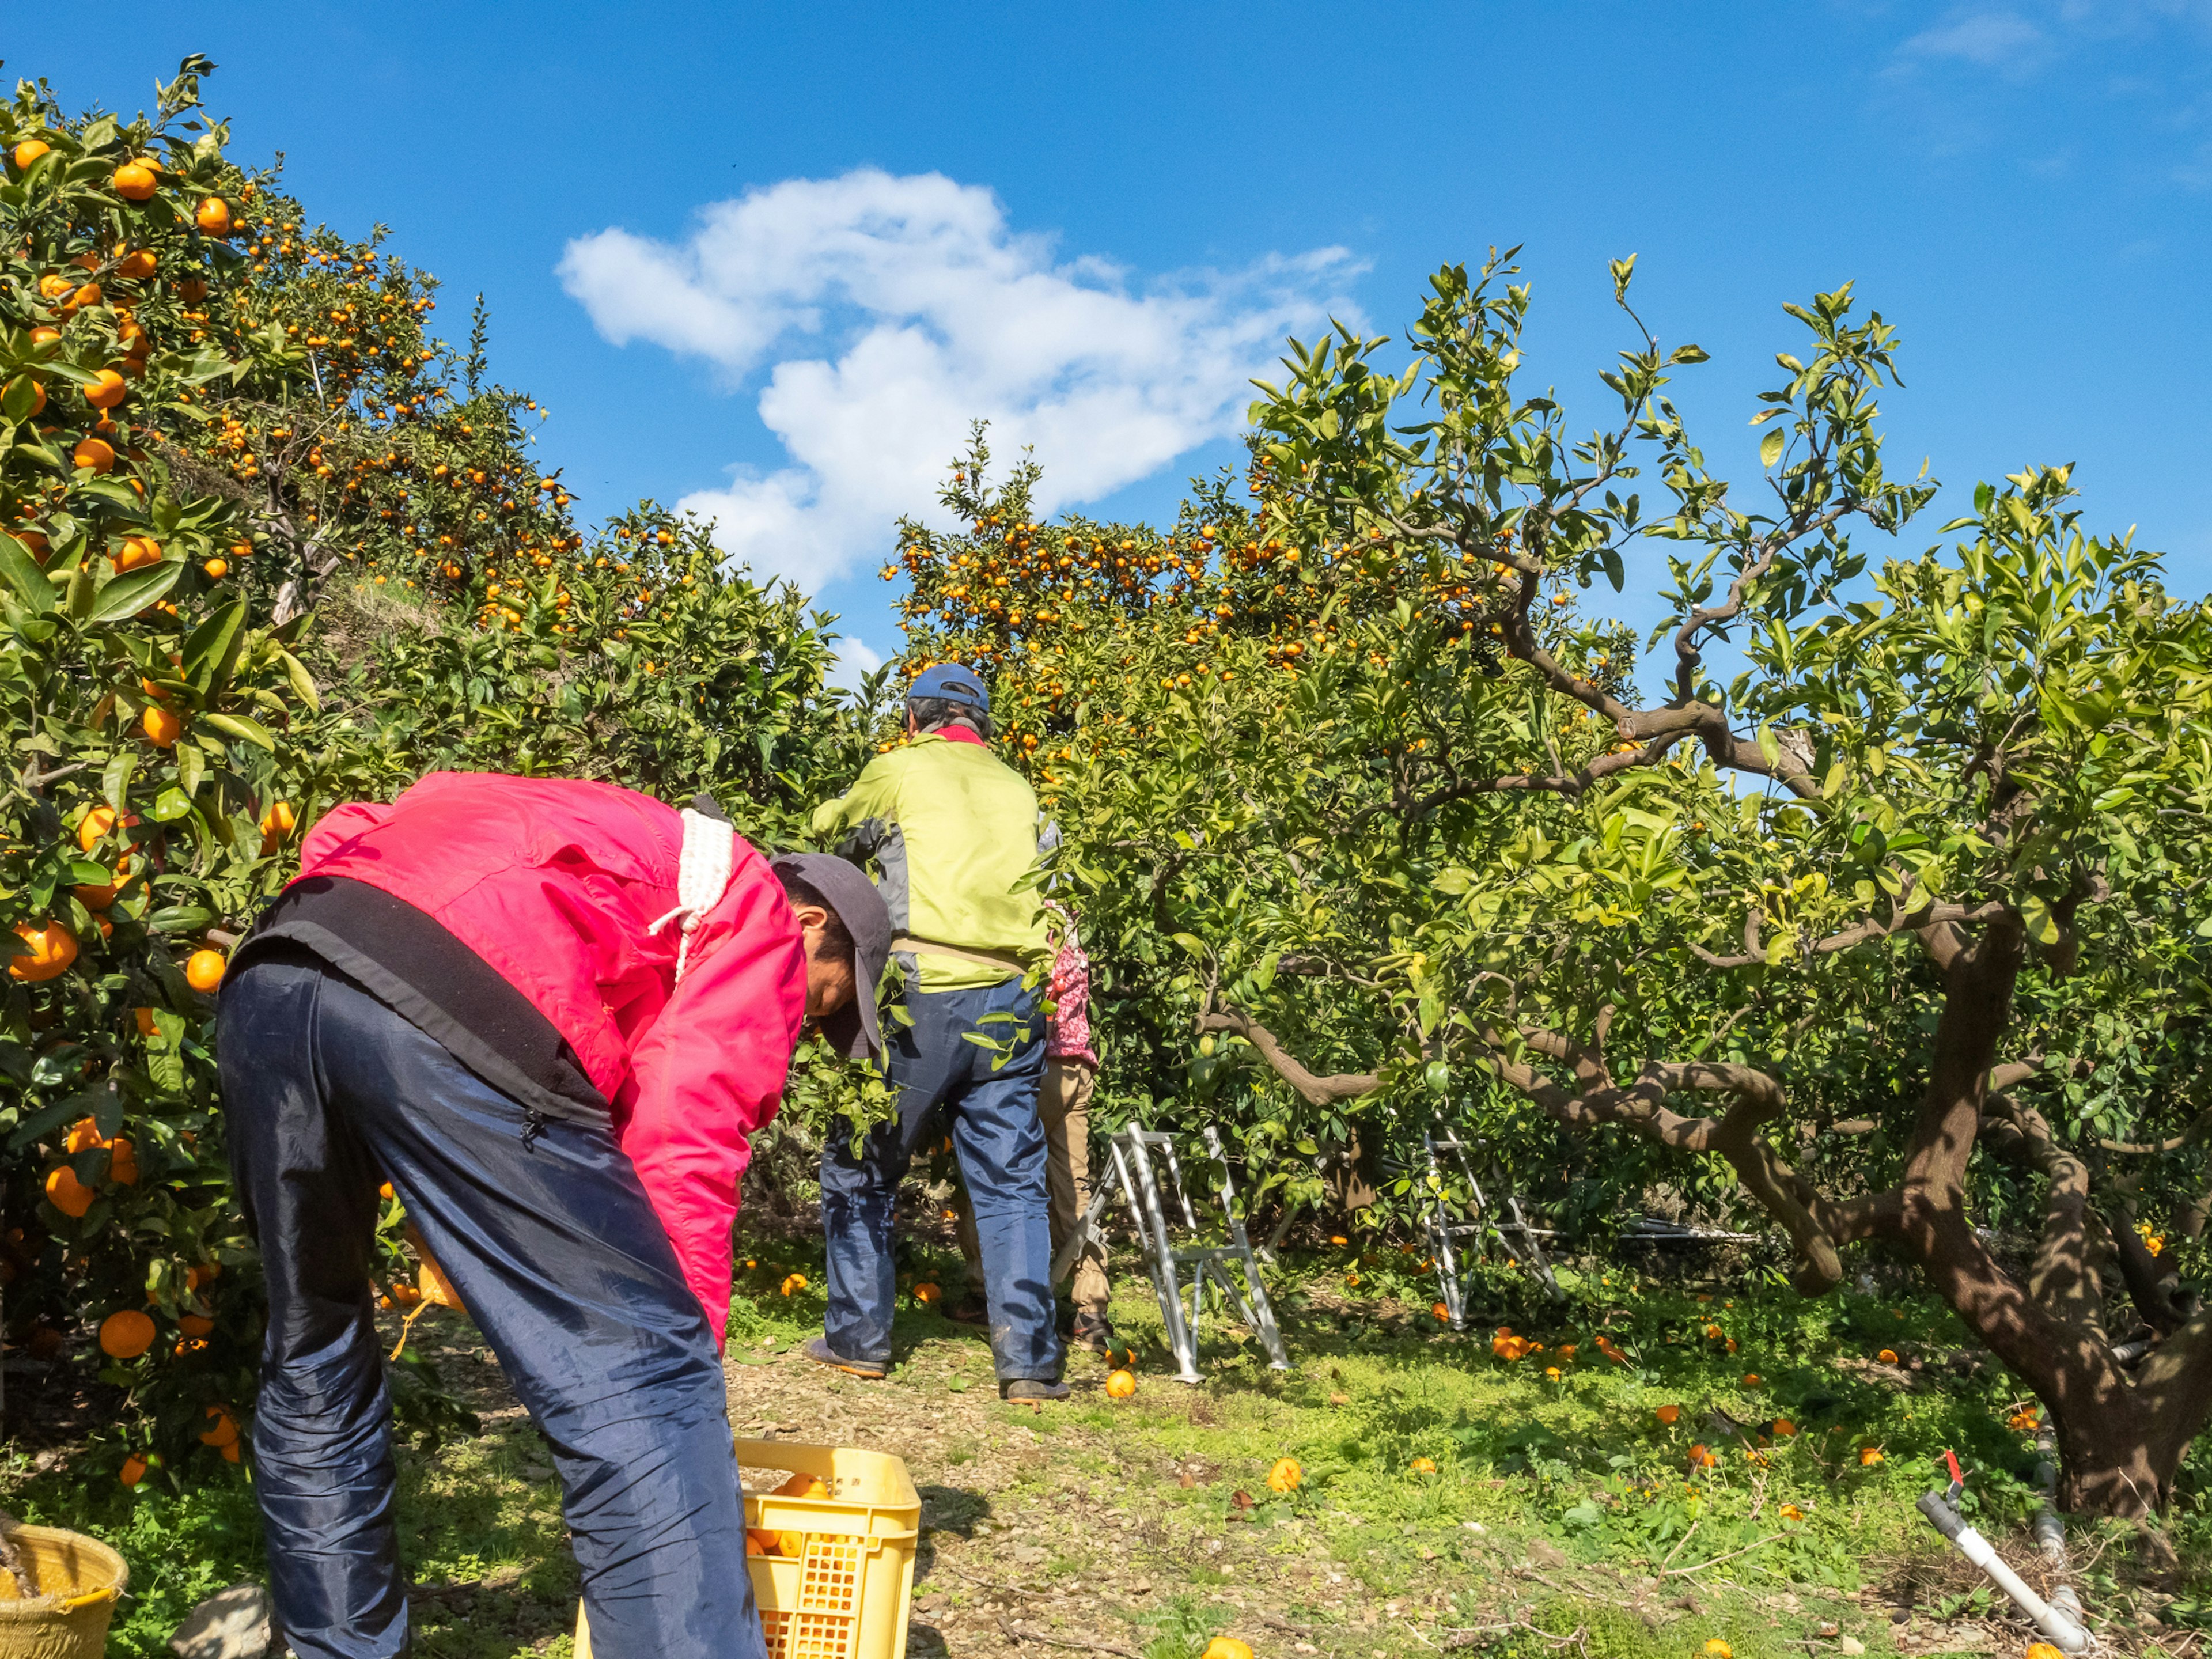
[{"left": 647, "top": 808, "right": 736, "bottom": 983}]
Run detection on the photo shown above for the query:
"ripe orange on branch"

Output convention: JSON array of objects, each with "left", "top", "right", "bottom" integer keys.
[
  {"left": 111, "top": 162, "right": 158, "bottom": 201},
  {"left": 46, "top": 1165, "right": 95, "bottom": 1218},
  {"left": 100, "top": 1309, "right": 157, "bottom": 1359},
  {"left": 10, "top": 919, "right": 77, "bottom": 982}
]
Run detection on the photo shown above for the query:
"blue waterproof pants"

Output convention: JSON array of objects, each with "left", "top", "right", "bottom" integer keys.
[
  {"left": 220, "top": 946, "right": 767, "bottom": 1659},
  {"left": 818, "top": 977, "right": 1060, "bottom": 1380}
]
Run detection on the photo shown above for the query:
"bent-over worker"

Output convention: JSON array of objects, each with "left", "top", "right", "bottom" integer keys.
[{"left": 218, "top": 772, "right": 889, "bottom": 1659}]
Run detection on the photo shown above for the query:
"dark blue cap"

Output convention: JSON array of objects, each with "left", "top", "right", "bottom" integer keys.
[{"left": 908, "top": 661, "right": 990, "bottom": 712}]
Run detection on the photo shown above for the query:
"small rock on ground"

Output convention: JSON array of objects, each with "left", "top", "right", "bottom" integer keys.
[{"left": 169, "top": 1581, "right": 272, "bottom": 1659}]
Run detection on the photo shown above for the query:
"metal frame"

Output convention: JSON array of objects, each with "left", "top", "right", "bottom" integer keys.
[
  {"left": 1063, "top": 1117, "right": 1290, "bottom": 1384},
  {"left": 1420, "top": 1125, "right": 1562, "bottom": 1327}
]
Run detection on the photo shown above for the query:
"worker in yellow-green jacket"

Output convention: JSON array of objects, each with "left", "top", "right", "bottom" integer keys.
[{"left": 804, "top": 662, "right": 1063, "bottom": 1399}]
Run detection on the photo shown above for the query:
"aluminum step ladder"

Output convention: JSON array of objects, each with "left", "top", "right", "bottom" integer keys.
[
  {"left": 1423, "top": 1125, "right": 1562, "bottom": 1329},
  {"left": 1059, "top": 1118, "right": 1289, "bottom": 1383}
]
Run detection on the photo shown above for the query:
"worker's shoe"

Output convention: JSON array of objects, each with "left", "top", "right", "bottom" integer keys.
[
  {"left": 1068, "top": 1312, "right": 1118, "bottom": 1356},
  {"left": 946, "top": 1293, "right": 990, "bottom": 1327},
  {"left": 1001, "top": 1377, "right": 1071, "bottom": 1402},
  {"left": 800, "top": 1335, "right": 885, "bottom": 1380}
]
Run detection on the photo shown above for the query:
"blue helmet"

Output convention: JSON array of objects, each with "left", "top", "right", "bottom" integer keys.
[{"left": 907, "top": 661, "right": 990, "bottom": 713}]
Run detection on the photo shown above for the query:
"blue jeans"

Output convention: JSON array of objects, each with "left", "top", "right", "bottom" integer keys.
[
  {"left": 819, "top": 977, "right": 1060, "bottom": 1380},
  {"left": 219, "top": 946, "right": 767, "bottom": 1659}
]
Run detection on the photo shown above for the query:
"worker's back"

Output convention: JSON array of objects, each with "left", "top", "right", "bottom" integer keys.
[{"left": 812, "top": 732, "right": 1046, "bottom": 989}]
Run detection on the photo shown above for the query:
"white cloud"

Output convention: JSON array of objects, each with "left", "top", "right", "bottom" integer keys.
[
  {"left": 559, "top": 170, "right": 1361, "bottom": 591},
  {"left": 826, "top": 634, "right": 883, "bottom": 698},
  {"left": 1898, "top": 8, "right": 2050, "bottom": 70}
]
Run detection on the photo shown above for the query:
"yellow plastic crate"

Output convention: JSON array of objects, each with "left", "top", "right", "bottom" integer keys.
[{"left": 574, "top": 1437, "right": 919, "bottom": 1659}]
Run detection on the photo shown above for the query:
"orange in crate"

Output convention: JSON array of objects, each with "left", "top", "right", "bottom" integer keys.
[{"left": 575, "top": 1438, "right": 919, "bottom": 1659}]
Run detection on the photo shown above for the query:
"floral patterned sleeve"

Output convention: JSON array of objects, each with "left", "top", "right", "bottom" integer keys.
[{"left": 1045, "top": 929, "right": 1101, "bottom": 1067}]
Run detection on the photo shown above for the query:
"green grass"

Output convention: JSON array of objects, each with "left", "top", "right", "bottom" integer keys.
[{"left": 9, "top": 1241, "right": 2211, "bottom": 1657}]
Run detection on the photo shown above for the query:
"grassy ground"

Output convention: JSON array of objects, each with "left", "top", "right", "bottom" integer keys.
[{"left": 6, "top": 1231, "right": 2209, "bottom": 1658}]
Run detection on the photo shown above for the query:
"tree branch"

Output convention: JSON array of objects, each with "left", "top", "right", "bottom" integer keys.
[{"left": 1197, "top": 1007, "right": 1380, "bottom": 1107}]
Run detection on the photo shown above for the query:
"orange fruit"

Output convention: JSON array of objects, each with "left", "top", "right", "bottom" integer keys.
[
  {"left": 1203, "top": 1641, "right": 1254, "bottom": 1659},
  {"left": 1859, "top": 1446, "right": 1884, "bottom": 1466},
  {"left": 13, "top": 138, "right": 50, "bottom": 171},
  {"left": 99, "top": 1308, "right": 156, "bottom": 1358},
  {"left": 37, "top": 273, "right": 73, "bottom": 300},
  {"left": 260, "top": 801, "right": 296, "bottom": 847},
  {"left": 185, "top": 947, "right": 227, "bottom": 993},
  {"left": 1877, "top": 1348, "right": 1899, "bottom": 1365},
  {"left": 177, "top": 277, "right": 206, "bottom": 304},
  {"left": 203, "top": 558, "right": 228, "bottom": 579},
  {"left": 199, "top": 1404, "right": 239, "bottom": 1447},
  {"left": 1104, "top": 1368, "right": 1137, "bottom": 1399},
  {"left": 1266, "top": 1456, "right": 1301, "bottom": 1493},
  {"left": 220, "top": 1441, "right": 241, "bottom": 1463},
  {"left": 111, "top": 162, "right": 158, "bottom": 201},
  {"left": 179, "top": 1313, "right": 214, "bottom": 1338},
  {"left": 119, "top": 1454, "right": 147, "bottom": 1487},
  {"left": 75, "top": 852, "right": 138, "bottom": 910},
  {"left": 8, "top": 378, "right": 45, "bottom": 418},
  {"left": 135, "top": 1006, "right": 158, "bottom": 1037},
  {"left": 46, "top": 1165, "right": 94, "bottom": 1218},
  {"left": 11, "top": 919, "right": 77, "bottom": 982},
  {"left": 1688, "top": 1443, "right": 1718, "bottom": 1469},
  {"left": 66, "top": 1116, "right": 107, "bottom": 1153},
  {"left": 1410, "top": 1456, "right": 1438, "bottom": 1475},
  {"left": 2028, "top": 1645, "right": 2064, "bottom": 1659},
  {"left": 775, "top": 1530, "right": 803, "bottom": 1558},
  {"left": 1432, "top": 1301, "right": 1450, "bottom": 1320},
  {"left": 1771, "top": 1418, "right": 1798, "bottom": 1438},
  {"left": 779, "top": 1273, "right": 808, "bottom": 1296},
  {"left": 1655, "top": 1404, "right": 1681, "bottom": 1426},
  {"left": 85, "top": 368, "right": 127, "bottom": 409},
  {"left": 28, "top": 325, "right": 60, "bottom": 347},
  {"left": 69, "top": 282, "right": 102, "bottom": 312},
  {"left": 109, "top": 1137, "right": 138, "bottom": 1185},
  {"left": 1742, "top": 1373, "right": 1762, "bottom": 1387},
  {"left": 775, "top": 1473, "right": 828, "bottom": 1498},
  {"left": 116, "top": 248, "right": 157, "bottom": 280},
  {"left": 113, "top": 535, "right": 163, "bottom": 571},
  {"left": 143, "top": 706, "right": 184, "bottom": 747},
  {"left": 73, "top": 436, "right": 116, "bottom": 473},
  {"left": 744, "top": 1535, "right": 765, "bottom": 1556},
  {"left": 78, "top": 805, "right": 118, "bottom": 850},
  {"left": 195, "top": 197, "right": 233, "bottom": 236},
  {"left": 913, "top": 1281, "right": 941, "bottom": 1304}
]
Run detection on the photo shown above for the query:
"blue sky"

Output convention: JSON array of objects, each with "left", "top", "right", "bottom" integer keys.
[{"left": 10, "top": 2, "right": 2211, "bottom": 681}]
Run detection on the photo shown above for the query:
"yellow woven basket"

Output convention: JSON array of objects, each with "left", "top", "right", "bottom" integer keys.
[{"left": 0, "top": 1524, "right": 128, "bottom": 1659}]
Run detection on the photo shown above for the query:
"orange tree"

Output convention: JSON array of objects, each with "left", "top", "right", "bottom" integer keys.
[
  {"left": 872, "top": 424, "right": 1634, "bottom": 1227},
  {"left": 1223, "top": 255, "right": 2212, "bottom": 1516},
  {"left": 876, "top": 257, "right": 2212, "bottom": 1517},
  {"left": 1, "top": 62, "right": 865, "bottom": 1481}
]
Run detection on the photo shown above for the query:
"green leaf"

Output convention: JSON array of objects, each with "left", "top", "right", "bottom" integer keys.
[
  {"left": 1756, "top": 726, "right": 1782, "bottom": 768},
  {"left": 0, "top": 531, "right": 54, "bottom": 614},
  {"left": 278, "top": 648, "right": 321, "bottom": 713},
  {"left": 102, "top": 749, "right": 137, "bottom": 813},
  {"left": 200, "top": 712, "right": 277, "bottom": 751},
  {"left": 182, "top": 599, "right": 249, "bottom": 695},
  {"left": 1760, "top": 428, "right": 1785, "bottom": 469},
  {"left": 1169, "top": 932, "right": 1208, "bottom": 958},
  {"left": 85, "top": 560, "right": 183, "bottom": 624},
  {"left": 2020, "top": 893, "right": 2062, "bottom": 947}
]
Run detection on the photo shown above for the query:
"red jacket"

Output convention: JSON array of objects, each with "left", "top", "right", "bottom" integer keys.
[{"left": 294, "top": 772, "right": 806, "bottom": 1343}]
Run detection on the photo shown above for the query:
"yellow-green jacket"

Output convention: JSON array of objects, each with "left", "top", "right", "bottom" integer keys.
[{"left": 810, "top": 733, "right": 1048, "bottom": 990}]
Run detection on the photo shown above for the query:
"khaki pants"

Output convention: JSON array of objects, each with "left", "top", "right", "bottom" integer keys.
[{"left": 956, "top": 1058, "right": 1109, "bottom": 1319}]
